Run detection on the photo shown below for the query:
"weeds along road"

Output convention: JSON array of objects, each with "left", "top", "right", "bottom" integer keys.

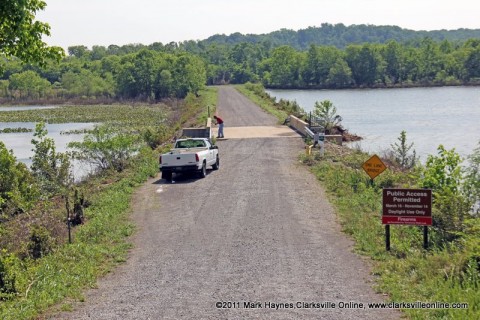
[{"left": 54, "top": 86, "right": 399, "bottom": 319}]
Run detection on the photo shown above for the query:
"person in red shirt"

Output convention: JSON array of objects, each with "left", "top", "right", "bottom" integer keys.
[{"left": 214, "top": 115, "right": 224, "bottom": 138}]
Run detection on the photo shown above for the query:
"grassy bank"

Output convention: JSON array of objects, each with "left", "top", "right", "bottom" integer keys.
[
  {"left": 0, "top": 87, "right": 217, "bottom": 319},
  {"left": 235, "top": 83, "right": 293, "bottom": 123},
  {"left": 302, "top": 146, "right": 479, "bottom": 319},
  {"left": 237, "top": 83, "right": 479, "bottom": 319}
]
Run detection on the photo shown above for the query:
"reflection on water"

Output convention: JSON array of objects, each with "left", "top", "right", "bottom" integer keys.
[
  {"left": 267, "top": 86, "right": 480, "bottom": 160},
  {"left": 0, "top": 122, "right": 96, "bottom": 181}
]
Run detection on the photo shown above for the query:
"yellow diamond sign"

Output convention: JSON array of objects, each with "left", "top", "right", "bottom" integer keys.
[{"left": 362, "top": 154, "right": 387, "bottom": 180}]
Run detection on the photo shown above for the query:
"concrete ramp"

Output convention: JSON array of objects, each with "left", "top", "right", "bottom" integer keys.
[{"left": 213, "top": 125, "right": 301, "bottom": 139}]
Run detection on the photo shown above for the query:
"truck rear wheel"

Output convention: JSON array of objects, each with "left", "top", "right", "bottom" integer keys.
[
  {"left": 212, "top": 156, "right": 219, "bottom": 170},
  {"left": 198, "top": 162, "right": 207, "bottom": 178},
  {"left": 162, "top": 171, "right": 172, "bottom": 182}
]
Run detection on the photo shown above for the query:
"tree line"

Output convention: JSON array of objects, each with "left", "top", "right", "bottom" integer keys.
[
  {"left": 1, "top": 37, "right": 479, "bottom": 101},
  {"left": 1, "top": 2, "right": 480, "bottom": 102},
  {"left": 200, "top": 38, "right": 480, "bottom": 88},
  {"left": 1, "top": 48, "right": 206, "bottom": 101},
  {"left": 200, "top": 23, "right": 480, "bottom": 50}
]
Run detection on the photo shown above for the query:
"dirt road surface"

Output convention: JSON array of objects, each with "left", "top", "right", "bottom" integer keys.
[{"left": 53, "top": 86, "right": 399, "bottom": 319}]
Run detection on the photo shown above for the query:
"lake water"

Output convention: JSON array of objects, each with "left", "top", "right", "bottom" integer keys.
[
  {"left": 0, "top": 105, "right": 58, "bottom": 112},
  {"left": 0, "top": 122, "right": 96, "bottom": 181},
  {"left": 266, "top": 86, "right": 480, "bottom": 161}
]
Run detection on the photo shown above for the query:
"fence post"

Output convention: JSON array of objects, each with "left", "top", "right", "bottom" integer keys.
[
  {"left": 385, "top": 225, "right": 390, "bottom": 251},
  {"left": 423, "top": 226, "right": 428, "bottom": 249}
]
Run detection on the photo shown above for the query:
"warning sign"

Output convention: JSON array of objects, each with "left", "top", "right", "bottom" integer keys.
[
  {"left": 382, "top": 188, "right": 432, "bottom": 226},
  {"left": 362, "top": 155, "right": 387, "bottom": 179}
]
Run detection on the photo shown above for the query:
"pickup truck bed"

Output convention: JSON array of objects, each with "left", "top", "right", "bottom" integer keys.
[{"left": 160, "top": 138, "right": 219, "bottom": 181}]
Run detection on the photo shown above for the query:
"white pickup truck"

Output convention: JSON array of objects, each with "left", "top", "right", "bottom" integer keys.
[{"left": 160, "top": 138, "right": 219, "bottom": 181}]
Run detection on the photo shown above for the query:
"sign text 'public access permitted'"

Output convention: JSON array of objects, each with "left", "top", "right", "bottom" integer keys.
[{"left": 382, "top": 188, "right": 432, "bottom": 226}]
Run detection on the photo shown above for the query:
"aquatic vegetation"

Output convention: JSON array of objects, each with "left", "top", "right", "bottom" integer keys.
[
  {"left": 0, "top": 104, "right": 169, "bottom": 127},
  {"left": 0, "top": 127, "right": 32, "bottom": 133}
]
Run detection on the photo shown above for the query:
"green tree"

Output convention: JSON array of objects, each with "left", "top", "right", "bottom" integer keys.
[
  {"left": 266, "top": 46, "right": 303, "bottom": 87},
  {"left": 326, "top": 59, "right": 353, "bottom": 88},
  {"left": 382, "top": 40, "right": 403, "bottom": 84},
  {"left": 61, "top": 70, "right": 114, "bottom": 98},
  {"left": 465, "top": 47, "right": 480, "bottom": 79},
  {"left": 31, "top": 122, "right": 72, "bottom": 196},
  {"left": 312, "top": 100, "right": 342, "bottom": 134},
  {"left": 0, "top": 0, "right": 63, "bottom": 69},
  {"left": 116, "top": 50, "right": 157, "bottom": 99},
  {"left": 67, "top": 45, "right": 89, "bottom": 59},
  {"left": 419, "top": 145, "right": 468, "bottom": 243},
  {"left": 170, "top": 54, "right": 206, "bottom": 98},
  {"left": 91, "top": 45, "right": 108, "bottom": 60},
  {"left": 0, "top": 80, "right": 9, "bottom": 98},
  {"left": 390, "top": 130, "right": 417, "bottom": 169},
  {"left": 345, "top": 44, "right": 383, "bottom": 85},
  {"left": 68, "top": 125, "right": 141, "bottom": 172},
  {"left": 302, "top": 45, "right": 339, "bottom": 86},
  {"left": 418, "top": 38, "right": 444, "bottom": 82},
  {"left": 8, "top": 70, "right": 51, "bottom": 99},
  {"left": 420, "top": 145, "right": 463, "bottom": 194}
]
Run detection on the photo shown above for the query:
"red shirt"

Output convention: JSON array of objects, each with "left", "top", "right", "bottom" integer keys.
[{"left": 215, "top": 117, "right": 224, "bottom": 124}]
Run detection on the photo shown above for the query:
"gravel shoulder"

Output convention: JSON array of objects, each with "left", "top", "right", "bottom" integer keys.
[{"left": 52, "top": 86, "right": 400, "bottom": 319}]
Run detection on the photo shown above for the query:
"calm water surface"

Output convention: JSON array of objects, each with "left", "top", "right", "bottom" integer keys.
[
  {"left": 0, "top": 122, "right": 96, "bottom": 180},
  {"left": 266, "top": 86, "right": 480, "bottom": 160},
  {"left": 0, "top": 105, "right": 58, "bottom": 112}
]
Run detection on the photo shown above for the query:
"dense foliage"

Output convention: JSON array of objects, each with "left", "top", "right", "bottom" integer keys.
[
  {"left": 1, "top": 35, "right": 480, "bottom": 101},
  {"left": 200, "top": 23, "right": 480, "bottom": 50},
  {"left": 68, "top": 125, "right": 141, "bottom": 172},
  {"left": 0, "top": 0, "right": 64, "bottom": 69},
  {"left": 1, "top": 48, "right": 206, "bottom": 101},
  {"left": 0, "top": 142, "right": 38, "bottom": 217},
  {"left": 30, "top": 123, "right": 72, "bottom": 197}
]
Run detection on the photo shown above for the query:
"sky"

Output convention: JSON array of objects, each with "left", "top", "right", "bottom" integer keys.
[{"left": 37, "top": 0, "right": 480, "bottom": 49}]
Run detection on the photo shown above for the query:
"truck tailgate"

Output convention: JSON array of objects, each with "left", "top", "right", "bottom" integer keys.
[{"left": 161, "top": 153, "right": 198, "bottom": 167}]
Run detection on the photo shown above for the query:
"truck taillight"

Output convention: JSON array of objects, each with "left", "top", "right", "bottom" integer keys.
[{"left": 195, "top": 153, "right": 199, "bottom": 162}]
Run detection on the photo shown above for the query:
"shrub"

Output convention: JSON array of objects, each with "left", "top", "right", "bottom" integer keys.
[
  {"left": 0, "top": 251, "right": 24, "bottom": 301},
  {"left": 312, "top": 100, "right": 342, "bottom": 134},
  {"left": 464, "top": 142, "right": 480, "bottom": 215},
  {"left": 0, "top": 142, "right": 39, "bottom": 216},
  {"left": 31, "top": 122, "right": 72, "bottom": 197},
  {"left": 420, "top": 145, "right": 463, "bottom": 194},
  {"left": 142, "top": 125, "right": 169, "bottom": 149},
  {"left": 27, "top": 225, "right": 53, "bottom": 259},
  {"left": 419, "top": 145, "right": 469, "bottom": 244},
  {"left": 390, "top": 130, "right": 417, "bottom": 169},
  {"left": 69, "top": 125, "right": 141, "bottom": 172}
]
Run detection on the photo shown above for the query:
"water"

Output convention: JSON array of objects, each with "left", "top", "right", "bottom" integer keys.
[
  {"left": 266, "top": 86, "right": 480, "bottom": 160},
  {"left": 0, "top": 122, "right": 96, "bottom": 181},
  {"left": 0, "top": 105, "right": 58, "bottom": 112}
]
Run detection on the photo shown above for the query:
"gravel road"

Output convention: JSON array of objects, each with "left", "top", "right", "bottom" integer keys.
[{"left": 52, "top": 86, "right": 399, "bottom": 319}]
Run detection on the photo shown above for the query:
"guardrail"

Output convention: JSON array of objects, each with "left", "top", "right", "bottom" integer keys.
[{"left": 288, "top": 115, "right": 342, "bottom": 145}]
